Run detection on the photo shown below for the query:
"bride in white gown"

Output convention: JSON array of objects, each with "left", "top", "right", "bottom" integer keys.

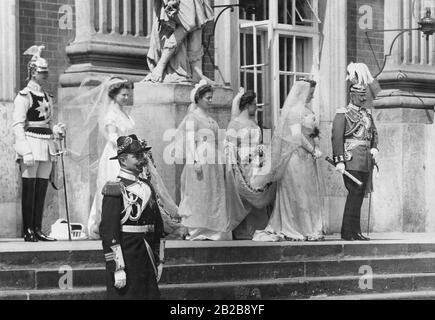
[
  {"left": 87, "top": 79, "right": 136, "bottom": 239},
  {"left": 253, "top": 80, "right": 325, "bottom": 242},
  {"left": 68, "top": 77, "right": 186, "bottom": 240}
]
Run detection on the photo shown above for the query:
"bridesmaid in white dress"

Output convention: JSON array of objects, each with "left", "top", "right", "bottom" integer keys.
[
  {"left": 87, "top": 79, "right": 135, "bottom": 239},
  {"left": 175, "top": 81, "right": 231, "bottom": 241}
]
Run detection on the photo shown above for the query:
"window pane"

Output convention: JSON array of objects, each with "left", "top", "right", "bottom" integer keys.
[
  {"left": 278, "top": 0, "right": 293, "bottom": 24},
  {"left": 240, "top": 67, "right": 265, "bottom": 105},
  {"left": 279, "top": 36, "right": 294, "bottom": 72},
  {"left": 296, "top": 37, "right": 313, "bottom": 73},
  {"left": 241, "top": 31, "right": 265, "bottom": 66},
  {"left": 244, "top": 34, "right": 254, "bottom": 66},
  {"left": 279, "top": 74, "right": 295, "bottom": 108},
  {"left": 240, "top": 0, "right": 269, "bottom": 21},
  {"left": 296, "top": 0, "right": 314, "bottom": 27},
  {"left": 257, "top": 73, "right": 263, "bottom": 104}
]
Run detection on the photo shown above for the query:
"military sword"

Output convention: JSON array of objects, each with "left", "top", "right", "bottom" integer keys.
[
  {"left": 58, "top": 132, "right": 72, "bottom": 241},
  {"left": 325, "top": 157, "right": 363, "bottom": 187}
]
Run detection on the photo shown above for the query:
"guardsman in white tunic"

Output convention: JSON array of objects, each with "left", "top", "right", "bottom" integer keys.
[{"left": 12, "top": 45, "right": 65, "bottom": 242}]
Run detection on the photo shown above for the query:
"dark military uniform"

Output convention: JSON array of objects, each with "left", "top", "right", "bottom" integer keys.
[
  {"left": 100, "top": 169, "right": 164, "bottom": 300},
  {"left": 332, "top": 103, "right": 378, "bottom": 237}
]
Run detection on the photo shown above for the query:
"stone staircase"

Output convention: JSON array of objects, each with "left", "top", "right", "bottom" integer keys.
[{"left": 1, "top": 237, "right": 435, "bottom": 300}]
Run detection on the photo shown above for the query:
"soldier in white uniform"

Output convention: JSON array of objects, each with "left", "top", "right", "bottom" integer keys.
[{"left": 12, "top": 45, "right": 65, "bottom": 242}]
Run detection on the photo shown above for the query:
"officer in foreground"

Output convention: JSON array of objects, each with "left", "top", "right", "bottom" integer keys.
[{"left": 100, "top": 135, "right": 164, "bottom": 300}]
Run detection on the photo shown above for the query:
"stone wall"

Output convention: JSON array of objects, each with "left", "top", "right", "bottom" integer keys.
[
  {"left": 19, "top": 0, "right": 75, "bottom": 94},
  {"left": 347, "top": 0, "right": 384, "bottom": 75}
]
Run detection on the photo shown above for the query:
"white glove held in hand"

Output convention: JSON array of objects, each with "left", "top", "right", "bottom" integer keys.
[
  {"left": 312, "top": 148, "right": 323, "bottom": 160},
  {"left": 23, "top": 153, "right": 35, "bottom": 167},
  {"left": 53, "top": 123, "right": 66, "bottom": 138},
  {"left": 336, "top": 162, "right": 346, "bottom": 174},
  {"left": 370, "top": 148, "right": 379, "bottom": 161},
  {"left": 114, "top": 270, "right": 127, "bottom": 289}
]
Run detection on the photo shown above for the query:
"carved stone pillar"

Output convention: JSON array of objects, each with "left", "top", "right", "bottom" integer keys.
[
  {"left": 60, "top": 0, "right": 154, "bottom": 87},
  {"left": 318, "top": 0, "right": 348, "bottom": 234},
  {"left": 0, "top": 0, "right": 21, "bottom": 237},
  {"left": 373, "top": 0, "right": 435, "bottom": 233}
]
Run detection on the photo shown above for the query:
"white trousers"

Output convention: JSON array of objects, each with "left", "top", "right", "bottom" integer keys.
[{"left": 20, "top": 161, "right": 53, "bottom": 179}]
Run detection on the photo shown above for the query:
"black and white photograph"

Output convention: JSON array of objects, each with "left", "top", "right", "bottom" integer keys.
[{"left": 0, "top": 0, "right": 435, "bottom": 306}]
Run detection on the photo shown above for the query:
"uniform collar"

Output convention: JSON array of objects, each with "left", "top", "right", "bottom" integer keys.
[
  {"left": 118, "top": 168, "right": 139, "bottom": 182},
  {"left": 348, "top": 103, "right": 366, "bottom": 112},
  {"left": 27, "top": 81, "right": 43, "bottom": 94}
]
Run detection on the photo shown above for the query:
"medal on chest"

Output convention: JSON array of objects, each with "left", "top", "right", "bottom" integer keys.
[{"left": 120, "top": 181, "right": 152, "bottom": 224}]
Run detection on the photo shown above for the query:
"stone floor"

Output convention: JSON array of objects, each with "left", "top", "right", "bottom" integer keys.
[{"left": 0, "top": 233, "right": 434, "bottom": 253}]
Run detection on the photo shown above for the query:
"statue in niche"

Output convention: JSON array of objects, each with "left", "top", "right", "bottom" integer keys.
[{"left": 144, "top": 0, "right": 215, "bottom": 84}]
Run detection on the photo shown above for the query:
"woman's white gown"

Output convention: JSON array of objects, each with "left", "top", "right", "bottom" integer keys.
[{"left": 87, "top": 102, "right": 135, "bottom": 239}]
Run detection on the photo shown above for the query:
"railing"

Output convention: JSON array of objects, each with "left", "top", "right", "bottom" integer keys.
[{"left": 75, "top": 0, "right": 154, "bottom": 41}]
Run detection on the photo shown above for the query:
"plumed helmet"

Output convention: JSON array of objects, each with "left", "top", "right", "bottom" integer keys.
[
  {"left": 24, "top": 45, "right": 49, "bottom": 78},
  {"left": 346, "top": 62, "right": 374, "bottom": 86}
]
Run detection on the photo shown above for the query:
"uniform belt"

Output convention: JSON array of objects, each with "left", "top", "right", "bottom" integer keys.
[
  {"left": 25, "top": 131, "right": 53, "bottom": 140},
  {"left": 345, "top": 139, "right": 371, "bottom": 147},
  {"left": 27, "top": 122, "right": 50, "bottom": 128},
  {"left": 121, "top": 225, "right": 155, "bottom": 234}
]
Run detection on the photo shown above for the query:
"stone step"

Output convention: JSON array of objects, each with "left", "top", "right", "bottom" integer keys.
[
  {"left": 164, "top": 241, "right": 435, "bottom": 265},
  {"left": 159, "top": 273, "right": 435, "bottom": 300},
  {"left": 0, "top": 287, "right": 106, "bottom": 300},
  {"left": 3, "top": 241, "right": 435, "bottom": 267},
  {"left": 3, "top": 254, "right": 435, "bottom": 290},
  {"left": 2, "top": 273, "right": 435, "bottom": 300},
  {"left": 305, "top": 290, "right": 435, "bottom": 300}
]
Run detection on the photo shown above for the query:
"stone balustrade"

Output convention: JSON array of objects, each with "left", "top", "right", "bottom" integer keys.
[{"left": 61, "top": 0, "right": 155, "bottom": 87}]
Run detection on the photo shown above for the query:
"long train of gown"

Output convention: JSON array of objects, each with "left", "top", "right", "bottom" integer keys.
[{"left": 253, "top": 142, "right": 324, "bottom": 242}]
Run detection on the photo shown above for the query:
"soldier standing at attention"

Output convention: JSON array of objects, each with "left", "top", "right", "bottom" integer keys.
[
  {"left": 332, "top": 83, "right": 379, "bottom": 241},
  {"left": 100, "top": 135, "right": 165, "bottom": 300},
  {"left": 12, "top": 45, "right": 65, "bottom": 242}
]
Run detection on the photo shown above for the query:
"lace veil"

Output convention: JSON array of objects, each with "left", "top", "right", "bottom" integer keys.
[
  {"left": 64, "top": 76, "right": 128, "bottom": 171},
  {"left": 251, "top": 81, "right": 312, "bottom": 186}
]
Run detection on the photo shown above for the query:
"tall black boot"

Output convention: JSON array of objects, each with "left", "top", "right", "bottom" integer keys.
[
  {"left": 21, "top": 178, "right": 38, "bottom": 242},
  {"left": 34, "top": 178, "right": 56, "bottom": 242}
]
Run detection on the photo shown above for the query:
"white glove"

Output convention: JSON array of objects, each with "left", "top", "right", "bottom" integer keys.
[
  {"left": 194, "top": 162, "right": 203, "bottom": 176},
  {"left": 312, "top": 148, "right": 323, "bottom": 160},
  {"left": 336, "top": 162, "right": 346, "bottom": 174},
  {"left": 23, "top": 153, "right": 35, "bottom": 167},
  {"left": 114, "top": 270, "right": 127, "bottom": 289},
  {"left": 108, "top": 133, "right": 118, "bottom": 148},
  {"left": 370, "top": 148, "right": 379, "bottom": 161},
  {"left": 237, "top": 87, "right": 245, "bottom": 96},
  {"left": 53, "top": 123, "right": 66, "bottom": 138}
]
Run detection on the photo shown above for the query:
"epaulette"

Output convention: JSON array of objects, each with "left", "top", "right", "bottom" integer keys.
[
  {"left": 102, "top": 181, "right": 122, "bottom": 197},
  {"left": 336, "top": 107, "right": 347, "bottom": 114},
  {"left": 19, "top": 88, "right": 30, "bottom": 96}
]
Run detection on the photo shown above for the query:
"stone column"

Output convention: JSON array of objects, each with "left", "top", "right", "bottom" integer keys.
[
  {"left": 0, "top": 0, "right": 21, "bottom": 238},
  {"left": 318, "top": 0, "right": 348, "bottom": 234},
  {"left": 373, "top": 0, "right": 435, "bottom": 233},
  {"left": 214, "top": 0, "right": 241, "bottom": 92}
]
